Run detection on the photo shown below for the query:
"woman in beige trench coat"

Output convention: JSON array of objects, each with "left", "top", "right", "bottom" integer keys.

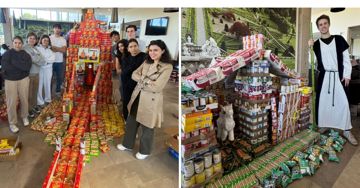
[{"left": 117, "top": 40, "right": 173, "bottom": 160}]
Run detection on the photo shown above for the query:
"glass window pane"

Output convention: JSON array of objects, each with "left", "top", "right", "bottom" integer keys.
[
  {"left": 37, "top": 10, "right": 50, "bottom": 20},
  {"left": 95, "top": 14, "right": 109, "bottom": 22},
  {"left": 10, "top": 9, "right": 22, "bottom": 19},
  {"left": 69, "top": 12, "right": 78, "bottom": 22},
  {"left": 51, "top": 11, "right": 58, "bottom": 21},
  {"left": 22, "top": 9, "right": 37, "bottom": 20},
  {"left": 61, "top": 12, "right": 68, "bottom": 21}
]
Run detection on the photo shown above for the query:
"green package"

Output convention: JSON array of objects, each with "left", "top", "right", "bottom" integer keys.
[
  {"left": 309, "top": 161, "right": 317, "bottom": 175},
  {"left": 291, "top": 166, "right": 303, "bottom": 180},
  {"left": 329, "top": 129, "right": 339, "bottom": 138},
  {"left": 299, "top": 159, "right": 311, "bottom": 176},
  {"left": 328, "top": 148, "right": 340, "bottom": 163},
  {"left": 280, "top": 163, "right": 291, "bottom": 175},
  {"left": 280, "top": 174, "right": 292, "bottom": 188},
  {"left": 285, "top": 161, "right": 297, "bottom": 168},
  {"left": 334, "top": 136, "right": 346, "bottom": 145},
  {"left": 332, "top": 142, "right": 343, "bottom": 152}
]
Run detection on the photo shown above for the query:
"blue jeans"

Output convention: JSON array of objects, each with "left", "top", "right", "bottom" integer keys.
[{"left": 52, "top": 62, "right": 64, "bottom": 93}]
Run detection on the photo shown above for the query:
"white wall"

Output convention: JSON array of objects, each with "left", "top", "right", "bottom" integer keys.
[
  {"left": 353, "top": 38, "right": 360, "bottom": 56},
  {"left": 311, "top": 8, "right": 360, "bottom": 40},
  {"left": 118, "top": 8, "right": 179, "bottom": 60}
]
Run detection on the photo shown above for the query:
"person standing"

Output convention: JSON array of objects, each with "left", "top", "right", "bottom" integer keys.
[
  {"left": 309, "top": 14, "right": 358, "bottom": 145},
  {"left": 110, "top": 30, "right": 121, "bottom": 63},
  {"left": 37, "top": 35, "right": 55, "bottom": 107},
  {"left": 117, "top": 40, "right": 173, "bottom": 159},
  {"left": 126, "top": 25, "right": 146, "bottom": 52},
  {"left": 23, "top": 32, "right": 46, "bottom": 118},
  {"left": 50, "top": 24, "right": 67, "bottom": 97},
  {"left": 119, "top": 39, "right": 146, "bottom": 119},
  {"left": 115, "top": 39, "right": 129, "bottom": 103},
  {"left": 1, "top": 36, "right": 32, "bottom": 133}
]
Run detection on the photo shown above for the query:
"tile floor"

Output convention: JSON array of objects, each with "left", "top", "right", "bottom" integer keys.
[{"left": 0, "top": 82, "right": 179, "bottom": 188}]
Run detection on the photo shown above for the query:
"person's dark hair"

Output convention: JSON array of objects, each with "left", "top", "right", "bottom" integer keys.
[
  {"left": 39, "top": 35, "right": 51, "bottom": 46},
  {"left": 128, "top": 38, "right": 139, "bottom": 46},
  {"left": 126, "top": 25, "right": 137, "bottom": 32},
  {"left": 145, "top": 40, "right": 172, "bottom": 64},
  {"left": 316, "top": 14, "right": 330, "bottom": 28},
  {"left": 13, "top": 36, "right": 24, "bottom": 44},
  {"left": 110, "top": 31, "right": 120, "bottom": 38},
  {"left": 53, "top": 23, "right": 62, "bottom": 29},
  {"left": 1, "top": 44, "right": 9, "bottom": 50},
  {"left": 26, "top": 32, "right": 38, "bottom": 40},
  {"left": 116, "top": 39, "right": 129, "bottom": 59}
]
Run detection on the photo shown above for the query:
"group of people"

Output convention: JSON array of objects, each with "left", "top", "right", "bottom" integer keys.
[
  {"left": 0, "top": 23, "right": 174, "bottom": 159},
  {"left": 111, "top": 25, "right": 173, "bottom": 159},
  {"left": 1, "top": 24, "right": 66, "bottom": 133}
]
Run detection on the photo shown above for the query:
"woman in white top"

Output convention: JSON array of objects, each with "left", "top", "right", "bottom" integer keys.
[{"left": 36, "top": 35, "right": 55, "bottom": 106}]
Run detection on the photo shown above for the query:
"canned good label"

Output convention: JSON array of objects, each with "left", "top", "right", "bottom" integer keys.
[
  {"left": 213, "top": 162, "right": 222, "bottom": 173},
  {"left": 205, "top": 167, "right": 214, "bottom": 179},
  {"left": 194, "top": 159, "right": 204, "bottom": 174},
  {"left": 204, "top": 153, "right": 212, "bottom": 168},
  {"left": 182, "top": 175, "right": 195, "bottom": 188},
  {"left": 213, "top": 151, "right": 221, "bottom": 164},
  {"left": 183, "top": 161, "right": 195, "bottom": 178},
  {"left": 195, "top": 171, "right": 206, "bottom": 184}
]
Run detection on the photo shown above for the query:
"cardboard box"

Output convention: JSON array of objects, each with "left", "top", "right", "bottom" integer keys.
[
  {"left": 0, "top": 136, "right": 21, "bottom": 161},
  {"left": 166, "top": 135, "right": 179, "bottom": 153}
]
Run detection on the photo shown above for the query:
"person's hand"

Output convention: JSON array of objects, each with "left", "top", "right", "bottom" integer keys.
[
  {"left": 342, "top": 78, "right": 350, "bottom": 87},
  {"left": 308, "top": 39, "right": 314, "bottom": 48},
  {"left": 116, "top": 69, "right": 121, "bottom": 75}
]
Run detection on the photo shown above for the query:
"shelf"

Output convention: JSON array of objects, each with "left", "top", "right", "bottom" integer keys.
[
  {"left": 182, "top": 103, "right": 219, "bottom": 114},
  {"left": 182, "top": 130, "right": 216, "bottom": 145}
]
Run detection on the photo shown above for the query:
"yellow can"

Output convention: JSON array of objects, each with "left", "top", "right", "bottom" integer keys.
[
  {"left": 182, "top": 175, "right": 195, "bottom": 188},
  {"left": 213, "top": 162, "right": 222, "bottom": 173},
  {"left": 205, "top": 166, "right": 214, "bottom": 179},
  {"left": 195, "top": 171, "right": 206, "bottom": 184}
]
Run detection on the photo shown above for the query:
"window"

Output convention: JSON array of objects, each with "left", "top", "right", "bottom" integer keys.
[
  {"left": 22, "top": 9, "right": 37, "bottom": 20},
  {"left": 11, "top": 9, "right": 22, "bottom": 19},
  {"left": 37, "top": 10, "right": 50, "bottom": 20},
  {"left": 95, "top": 14, "right": 109, "bottom": 22},
  {"left": 69, "top": 12, "right": 79, "bottom": 22},
  {"left": 51, "top": 11, "right": 58, "bottom": 21},
  {"left": 61, "top": 12, "right": 68, "bottom": 22}
]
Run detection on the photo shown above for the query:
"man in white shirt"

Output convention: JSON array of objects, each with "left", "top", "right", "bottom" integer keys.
[
  {"left": 50, "top": 24, "right": 67, "bottom": 96},
  {"left": 126, "top": 25, "right": 146, "bottom": 52}
]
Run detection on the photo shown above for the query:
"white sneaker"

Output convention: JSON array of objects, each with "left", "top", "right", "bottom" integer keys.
[
  {"left": 23, "top": 118, "right": 29, "bottom": 127},
  {"left": 344, "top": 131, "right": 358, "bottom": 146},
  {"left": 116, "top": 144, "right": 132, "bottom": 151},
  {"left": 135, "top": 152, "right": 149, "bottom": 160},
  {"left": 9, "top": 124, "right": 19, "bottom": 133}
]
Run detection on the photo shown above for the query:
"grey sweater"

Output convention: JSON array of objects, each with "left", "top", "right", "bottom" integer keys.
[{"left": 23, "top": 44, "right": 46, "bottom": 75}]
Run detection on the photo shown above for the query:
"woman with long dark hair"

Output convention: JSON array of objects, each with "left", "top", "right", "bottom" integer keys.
[
  {"left": 119, "top": 39, "right": 146, "bottom": 119},
  {"left": 1, "top": 36, "right": 32, "bottom": 133},
  {"left": 115, "top": 39, "right": 129, "bottom": 102},
  {"left": 117, "top": 40, "right": 173, "bottom": 160}
]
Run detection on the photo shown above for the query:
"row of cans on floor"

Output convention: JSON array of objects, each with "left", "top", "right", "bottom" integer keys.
[{"left": 182, "top": 149, "right": 222, "bottom": 187}]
